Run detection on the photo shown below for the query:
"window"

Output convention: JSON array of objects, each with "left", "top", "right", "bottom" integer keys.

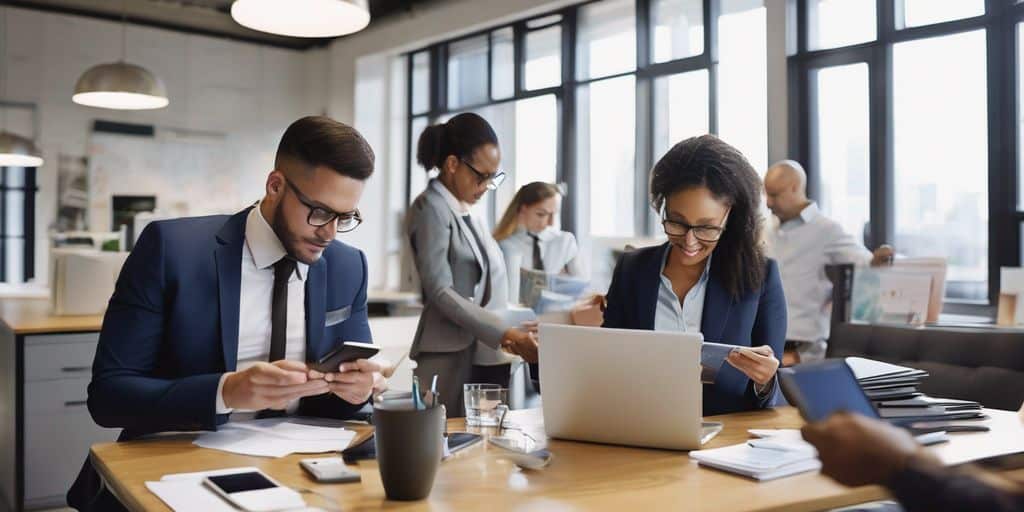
[
  {"left": 717, "top": 0, "right": 767, "bottom": 172},
  {"left": 525, "top": 25, "right": 562, "bottom": 91},
  {"left": 447, "top": 35, "right": 489, "bottom": 109},
  {"left": 1018, "top": 22, "right": 1024, "bottom": 210},
  {"left": 580, "top": 76, "right": 636, "bottom": 237},
  {"left": 491, "top": 28, "right": 515, "bottom": 100},
  {"left": 893, "top": 30, "right": 988, "bottom": 301},
  {"left": 0, "top": 166, "right": 35, "bottom": 283},
  {"left": 813, "top": 63, "right": 870, "bottom": 242},
  {"left": 653, "top": 70, "right": 709, "bottom": 159},
  {"left": 897, "top": 0, "right": 985, "bottom": 29},
  {"left": 808, "top": 0, "right": 876, "bottom": 50},
  {"left": 576, "top": 0, "right": 636, "bottom": 80},
  {"left": 793, "top": 1, "right": 1019, "bottom": 305},
  {"left": 513, "top": 95, "right": 558, "bottom": 188},
  {"left": 410, "top": 52, "right": 431, "bottom": 115},
  {"left": 408, "top": 116, "right": 430, "bottom": 203},
  {"left": 405, "top": 0, "right": 770, "bottom": 244},
  {"left": 650, "top": 0, "right": 704, "bottom": 64}
]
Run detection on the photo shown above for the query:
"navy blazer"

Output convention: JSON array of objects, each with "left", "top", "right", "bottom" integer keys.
[
  {"left": 602, "top": 242, "right": 787, "bottom": 416},
  {"left": 86, "top": 207, "right": 373, "bottom": 438}
]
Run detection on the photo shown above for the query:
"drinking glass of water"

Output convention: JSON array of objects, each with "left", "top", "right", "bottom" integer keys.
[{"left": 463, "top": 384, "right": 508, "bottom": 427}]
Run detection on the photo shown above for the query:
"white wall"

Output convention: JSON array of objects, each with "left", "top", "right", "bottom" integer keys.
[{"left": 1, "top": 6, "right": 327, "bottom": 284}]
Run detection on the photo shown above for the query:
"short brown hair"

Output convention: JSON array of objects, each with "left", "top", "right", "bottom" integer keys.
[{"left": 275, "top": 116, "right": 375, "bottom": 180}]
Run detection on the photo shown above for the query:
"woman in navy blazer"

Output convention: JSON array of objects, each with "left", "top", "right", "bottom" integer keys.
[{"left": 603, "top": 134, "right": 786, "bottom": 416}]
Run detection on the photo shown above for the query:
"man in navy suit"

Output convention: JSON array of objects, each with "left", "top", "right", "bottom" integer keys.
[{"left": 68, "top": 116, "right": 385, "bottom": 510}]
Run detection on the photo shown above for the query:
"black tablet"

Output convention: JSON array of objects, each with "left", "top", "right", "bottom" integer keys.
[{"left": 778, "top": 360, "right": 880, "bottom": 423}]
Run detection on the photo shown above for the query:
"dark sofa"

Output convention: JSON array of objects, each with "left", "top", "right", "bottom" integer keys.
[{"left": 827, "top": 322, "right": 1024, "bottom": 410}]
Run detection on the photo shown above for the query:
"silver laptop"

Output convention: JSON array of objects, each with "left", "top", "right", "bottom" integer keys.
[{"left": 538, "top": 323, "right": 722, "bottom": 450}]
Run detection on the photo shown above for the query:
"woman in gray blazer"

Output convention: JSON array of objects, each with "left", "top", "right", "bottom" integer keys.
[{"left": 405, "top": 113, "right": 538, "bottom": 416}]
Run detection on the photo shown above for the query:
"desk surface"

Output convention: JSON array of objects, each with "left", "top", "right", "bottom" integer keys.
[
  {"left": 0, "top": 297, "right": 103, "bottom": 334},
  {"left": 0, "top": 290, "right": 418, "bottom": 336},
  {"left": 93, "top": 407, "right": 898, "bottom": 512}
]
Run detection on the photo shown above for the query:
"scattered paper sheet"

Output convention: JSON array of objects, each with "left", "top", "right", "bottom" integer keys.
[
  {"left": 146, "top": 467, "right": 318, "bottom": 512},
  {"left": 194, "top": 419, "right": 355, "bottom": 458}
]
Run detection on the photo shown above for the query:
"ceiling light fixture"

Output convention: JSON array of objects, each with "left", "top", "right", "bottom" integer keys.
[
  {"left": 72, "top": 1, "right": 168, "bottom": 110},
  {"left": 231, "top": 0, "right": 371, "bottom": 38},
  {"left": 0, "top": 8, "right": 44, "bottom": 167}
]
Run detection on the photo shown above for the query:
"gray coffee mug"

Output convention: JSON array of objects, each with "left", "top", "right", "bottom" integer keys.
[{"left": 373, "top": 402, "right": 444, "bottom": 501}]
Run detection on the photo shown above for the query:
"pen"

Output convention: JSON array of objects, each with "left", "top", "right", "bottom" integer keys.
[
  {"left": 430, "top": 374, "right": 438, "bottom": 395},
  {"left": 412, "top": 376, "right": 424, "bottom": 410}
]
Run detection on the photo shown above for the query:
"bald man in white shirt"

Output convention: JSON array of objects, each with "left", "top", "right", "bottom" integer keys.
[{"left": 763, "top": 160, "right": 893, "bottom": 365}]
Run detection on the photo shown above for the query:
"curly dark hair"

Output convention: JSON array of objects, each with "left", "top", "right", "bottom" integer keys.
[{"left": 649, "top": 134, "right": 766, "bottom": 298}]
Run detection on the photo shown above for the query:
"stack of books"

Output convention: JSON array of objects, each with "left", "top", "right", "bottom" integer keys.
[
  {"left": 846, "top": 357, "right": 986, "bottom": 423},
  {"left": 689, "top": 436, "right": 821, "bottom": 481}
]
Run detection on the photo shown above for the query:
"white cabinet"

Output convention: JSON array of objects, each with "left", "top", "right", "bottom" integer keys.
[{"left": 1, "top": 331, "right": 120, "bottom": 511}]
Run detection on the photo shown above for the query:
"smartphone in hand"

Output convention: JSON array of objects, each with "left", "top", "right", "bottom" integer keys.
[{"left": 312, "top": 341, "right": 380, "bottom": 373}]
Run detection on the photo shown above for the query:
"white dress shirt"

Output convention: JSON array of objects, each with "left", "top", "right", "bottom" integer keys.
[
  {"left": 499, "top": 226, "right": 584, "bottom": 276},
  {"left": 654, "top": 244, "right": 710, "bottom": 334},
  {"left": 652, "top": 246, "right": 771, "bottom": 396},
  {"left": 215, "top": 204, "right": 309, "bottom": 414},
  {"left": 764, "top": 202, "right": 872, "bottom": 345}
]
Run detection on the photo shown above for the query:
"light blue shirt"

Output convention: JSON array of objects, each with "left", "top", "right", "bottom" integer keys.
[{"left": 654, "top": 244, "right": 711, "bottom": 333}]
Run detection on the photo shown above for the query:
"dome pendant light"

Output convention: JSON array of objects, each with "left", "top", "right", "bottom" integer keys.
[
  {"left": 0, "top": 131, "right": 44, "bottom": 168},
  {"left": 231, "top": 0, "right": 371, "bottom": 38},
  {"left": 0, "top": 8, "right": 44, "bottom": 167},
  {"left": 72, "top": 3, "right": 168, "bottom": 110}
]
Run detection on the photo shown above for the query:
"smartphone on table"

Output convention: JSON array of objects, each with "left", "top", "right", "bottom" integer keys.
[{"left": 202, "top": 469, "right": 304, "bottom": 511}]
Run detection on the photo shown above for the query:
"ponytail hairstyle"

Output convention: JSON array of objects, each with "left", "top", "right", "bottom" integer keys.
[
  {"left": 415, "top": 112, "right": 499, "bottom": 172},
  {"left": 493, "top": 182, "right": 564, "bottom": 241}
]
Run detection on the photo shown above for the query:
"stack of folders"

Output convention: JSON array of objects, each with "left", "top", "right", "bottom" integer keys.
[
  {"left": 689, "top": 435, "right": 820, "bottom": 481},
  {"left": 846, "top": 357, "right": 986, "bottom": 423}
]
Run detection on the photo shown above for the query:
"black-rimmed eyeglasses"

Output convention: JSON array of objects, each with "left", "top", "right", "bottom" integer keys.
[
  {"left": 661, "top": 210, "right": 729, "bottom": 242},
  {"left": 461, "top": 159, "right": 506, "bottom": 191},
  {"left": 284, "top": 178, "right": 362, "bottom": 233}
]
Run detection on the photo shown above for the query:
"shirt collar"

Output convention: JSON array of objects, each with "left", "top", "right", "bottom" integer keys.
[
  {"left": 430, "top": 178, "right": 471, "bottom": 215},
  {"left": 799, "top": 202, "right": 820, "bottom": 223},
  {"left": 779, "top": 201, "right": 820, "bottom": 230},
  {"left": 245, "top": 204, "right": 307, "bottom": 280},
  {"left": 516, "top": 225, "right": 556, "bottom": 242}
]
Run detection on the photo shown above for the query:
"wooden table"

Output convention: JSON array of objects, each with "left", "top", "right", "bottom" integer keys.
[
  {"left": 90, "top": 406, "right": 1024, "bottom": 512},
  {"left": 0, "top": 296, "right": 103, "bottom": 334},
  {"left": 90, "top": 407, "right": 860, "bottom": 511}
]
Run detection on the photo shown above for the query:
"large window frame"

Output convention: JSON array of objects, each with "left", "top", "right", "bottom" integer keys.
[
  {"left": 405, "top": 0, "right": 766, "bottom": 237},
  {"left": 789, "top": 0, "right": 1024, "bottom": 307},
  {"left": 0, "top": 165, "right": 37, "bottom": 283}
]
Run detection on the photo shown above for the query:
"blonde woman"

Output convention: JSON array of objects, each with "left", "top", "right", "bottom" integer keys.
[{"left": 494, "top": 182, "right": 584, "bottom": 298}]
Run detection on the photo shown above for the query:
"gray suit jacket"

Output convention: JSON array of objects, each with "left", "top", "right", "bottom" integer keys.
[{"left": 405, "top": 182, "right": 512, "bottom": 359}]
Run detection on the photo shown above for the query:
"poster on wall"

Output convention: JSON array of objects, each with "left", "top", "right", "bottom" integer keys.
[
  {"left": 87, "top": 127, "right": 266, "bottom": 244},
  {"left": 56, "top": 153, "right": 89, "bottom": 231}
]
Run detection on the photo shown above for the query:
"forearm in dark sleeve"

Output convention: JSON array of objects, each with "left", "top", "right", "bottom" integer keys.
[{"left": 889, "top": 457, "right": 1024, "bottom": 512}]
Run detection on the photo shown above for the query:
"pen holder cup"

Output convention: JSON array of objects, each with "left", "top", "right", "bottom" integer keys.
[{"left": 373, "top": 401, "right": 444, "bottom": 501}]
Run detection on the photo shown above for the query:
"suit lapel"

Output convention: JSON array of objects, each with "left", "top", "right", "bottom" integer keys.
[
  {"left": 637, "top": 243, "right": 669, "bottom": 330},
  {"left": 701, "top": 269, "right": 733, "bottom": 343},
  {"left": 214, "top": 209, "right": 249, "bottom": 371},
  {"left": 426, "top": 187, "right": 487, "bottom": 301},
  {"left": 306, "top": 258, "right": 327, "bottom": 360}
]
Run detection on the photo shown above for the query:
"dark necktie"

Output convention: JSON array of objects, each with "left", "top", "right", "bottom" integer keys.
[
  {"left": 530, "top": 233, "right": 545, "bottom": 272},
  {"left": 270, "top": 257, "right": 296, "bottom": 362},
  {"left": 462, "top": 215, "right": 492, "bottom": 307}
]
